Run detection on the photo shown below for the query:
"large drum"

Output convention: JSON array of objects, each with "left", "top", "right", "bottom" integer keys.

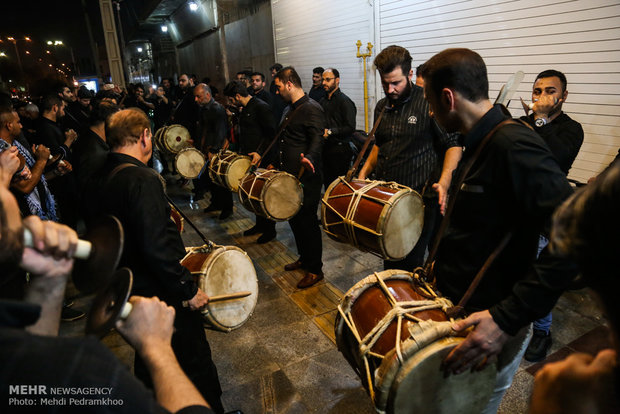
[
  {"left": 175, "top": 148, "right": 207, "bottom": 179},
  {"left": 163, "top": 124, "right": 192, "bottom": 154},
  {"left": 153, "top": 126, "right": 167, "bottom": 153},
  {"left": 335, "top": 270, "right": 496, "bottom": 413},
  {"left": 208, "top": 150, "right": 252, "bottom": 191},
  {"left": 181, "top": 244, "right": 258, "bottom": 332},
  {"left": 322, "top": 178, "right": 424, "bottom": 261},
  {"left": 238, "top": 168, "right": 303, "bottom": 221}
]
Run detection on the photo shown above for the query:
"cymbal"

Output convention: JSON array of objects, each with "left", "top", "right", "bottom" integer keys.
[{"left": 85, "top": 267, "right": 133, "bottom": 338}]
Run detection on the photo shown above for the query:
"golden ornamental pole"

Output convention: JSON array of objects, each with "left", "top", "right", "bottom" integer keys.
[{"left": 356, "top": 40, "right": 373, "bottom": 133}]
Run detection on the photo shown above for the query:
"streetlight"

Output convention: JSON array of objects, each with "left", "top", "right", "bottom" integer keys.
[
  {"left": 189, "top": 1, "right": 198, "bottom": 11},
  {"left": 47, "top": 39, "right": 78, "bottom": 75}
]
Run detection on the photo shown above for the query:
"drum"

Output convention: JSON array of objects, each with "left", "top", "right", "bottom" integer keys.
[
  {"left": 153, "top": 126, "right": 167, "bottom": 153},
  {"left": 163, "top": 124, "right": 192, "bottom": 154},
  {"left": 181, "top": 244, "right": 258, "bottom": 332},
  {"left": 335, "top": 270, "right": 496, "bottom": 413},
  {"left": 208, "top": 150, "right": 252, "bottom": 191},
  {"left": 321, "top": 178, "right": 424, "bottom": 261},
  {"left": 169, "top": 203, "right": 184, "bottom": 233},
  {"left": 238, "top": 168, "right": 303, "bottom": 221},
  {"left": 175, "top": 148, "right": 207, "bottom": 179}
]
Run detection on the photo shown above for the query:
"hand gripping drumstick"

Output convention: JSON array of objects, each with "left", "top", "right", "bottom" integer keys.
[{"left": 181, "top": 291, "right": 252, "bottom": 308}]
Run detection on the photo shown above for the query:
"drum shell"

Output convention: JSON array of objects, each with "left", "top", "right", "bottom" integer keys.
[
  {"left": 238, "top": 169, "right": 303, "bottom": 221},
  {"left": 322, "top": 178, "right": 424, "bottom": 261},
  {"left": 169, "top": 204, "right": 184, "bottom": 233},
  {"left": 180, "top": 246, "right": 258, "bottom": 332},
  {"left": 208, "top": 151, "right": 251, "bottom": 191}
]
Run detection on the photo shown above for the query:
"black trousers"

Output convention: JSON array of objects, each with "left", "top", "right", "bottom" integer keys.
[
  {"left": 384, "top": 195, "right": 441, "bottom": 272},
  {"left": 134, "top": 306, "right": 224, "bottom": 414},
  {"left": 256, "top": 215, "right": 276, "bottom": 233},
  {"left": 194, "top": 172, "right": 233, "bottom": 210},
  {"left": 322, "top": 140, "right": 353, "bottom": 190},
  {"left": 289, "top": 173, "right": 323, "bottom": 274}
]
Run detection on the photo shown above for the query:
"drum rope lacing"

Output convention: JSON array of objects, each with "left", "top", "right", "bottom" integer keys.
[{"left": 337, "top": 271, "right": 453, "bottom": 401}]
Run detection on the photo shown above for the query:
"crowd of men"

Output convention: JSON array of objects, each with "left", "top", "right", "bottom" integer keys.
[{"left": 0, "top": 43, "right": 618, "bottom": 414}]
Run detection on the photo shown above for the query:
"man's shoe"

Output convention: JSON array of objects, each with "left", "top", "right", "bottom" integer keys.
[
  {"left": 284, "top": 259, "right": 303, "bottom": 271},
  {"left": 257, "top": 231, "right": 276, "bottom": 244},
  {"left": 203, "top": 204, "right": 220, "bottom": 213},
  {"left": 524, "top": 329, "right": 552, "bottom": 362},
  {"left": 219, "top": 209, "right": 233, "bottom": 220},
  {"left": 296, "top": 271, "right": 324, "bottom": 289},
  {"left": 61, "top": 306, "right": 85, "bottom": 322},
  {"left": 243, "top": 225, "right": 262, "bottom": 236}
]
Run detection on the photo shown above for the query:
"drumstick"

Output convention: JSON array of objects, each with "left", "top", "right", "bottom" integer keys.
[{"left": 182, "top": 291, "right": 252, "bottom": 308}]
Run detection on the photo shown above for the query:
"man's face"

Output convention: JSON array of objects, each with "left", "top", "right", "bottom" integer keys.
[
  {"left": 60, "top": 87, "right": 75, "bottom": 103},
  {"left": 162, "top": 79, "right": 171, "bottom": 89},
  {"left": 274, "top": 78, "right": 291, "bottom": 102},
  {"left": 312, "top": 72, "right": 322, "bottom": 87},
  {"left": 380, "top": 66, "right": 412, "bottom": 101},
  {"left": 8, "top": 112, "right": 22, "bottom": 137},
  {"left": 56, "top": 101, "right": 66, "bottom": 118},
  {"left": 251, "top": 75, "right": 264, "bottom": 92},
  {"left": 136, "top": 88, "right": 144, "bottom": 97},
  {"left": 271, "top": 68, "right": 277, "bottom": 78},
  {"left": 178, "top": 75, "right": 189, "bottom": 90},
  {"left": 194, "top": 88, "right": 211, "bottom": 106},
  {"left": 532, "top": 76, "right": 566, "bottom": 114},
  {"left": 78, "top": 98, "right": 91, "bottom": 107},
  {"left": 322, "top": 72, "right": 339, "bottom": 94}
]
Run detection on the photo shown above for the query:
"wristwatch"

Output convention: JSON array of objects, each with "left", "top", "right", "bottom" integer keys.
[
  {"left": 326, "top": 129, "right": 332, "bottom": 136},
  {"left": 534, "top": 117, "right": 548, "bottom": 127}
]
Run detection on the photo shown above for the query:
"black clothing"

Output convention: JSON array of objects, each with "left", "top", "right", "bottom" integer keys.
[
  {"left": 172, "top": 89, "right": 200, "bottom": 140},
  {"left": 33, "top": 117, "right": 70, "bottom": 160},
  {"left": 308, "top": 85, "right": 326, "bottom": 102},
  {"left": 320, "top": 89, "right": 356, "bottom": 187},
  {"left": 72, "top": 128, "right": 109, "bottom": 192},
  {"left": 435, "top": 105, "right": 578, "bottom": 335},
  {"left": 0, "top": 300, "right": 214, "bottom": 414},
  {"left": 65, "top": 101, "right": 90, "bottom": 132},
  {"left": 154, "top": 97, "right": 172, "bottom": 130},
  {"left": 87, "top": 153, "right": 223, "bottom": 411},
  {"left": 269, "top": 81, "right": 286, "bottom": 125},
  {"left": 253, "top": 89, "right": 273, "bottom": 107},
  {"left": 520, "top": 112, "right": 584, "bottom": 175},
  {"left": 238, "top": 97, "right": 276, "bottom": 155}
]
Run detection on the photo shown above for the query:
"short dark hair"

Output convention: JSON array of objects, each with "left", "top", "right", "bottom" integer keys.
[
  {"left": 251, "top": 72, "right": 265, "bottom": 82},
  {"left": 324, "top": 68, "right": 340, "bottom": 78},
  {"left": 535, "top": 69, "right": 567, "bottom": 92},
  {"left": 106, "top": 108, "right": 150, "bottom": 149},
  {"left": 312, "top": 67, "right": 324, "bottom": 75},
  {"left": 270, "top": 63, "right": 283, "bottom": 72},
  {"left": 415, "top": 64, "right": 426, "bottom": 77},
  {"left": 374, "top": 45, "right": 412, "bottom": 76},
  {"left": 41, "top": 95, "right": 63, "bottom": 113},
  {"left": 422, "top": 48, "right": 489, "bottom": 103},
  {"left": 0, "top": 106, "right": 15, "bottom": 128},
  {"left": 275, "top": 66, "right": 302, "bottom": 88},
  {"left": 89, "top": 101, "right": 119, "bottom": 126},
  {"left": 223, "top": 81, "right": 250, "bottom": 98}
]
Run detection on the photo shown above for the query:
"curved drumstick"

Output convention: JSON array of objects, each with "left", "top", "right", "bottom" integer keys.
[{"left": 182, "top": 291, "right": 252, "bottom": 308}]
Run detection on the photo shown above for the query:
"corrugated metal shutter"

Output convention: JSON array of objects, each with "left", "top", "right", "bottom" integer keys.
[
  {"left": 271, "top": 0, "right": 375, "bottom": 131},
  {"left": 376, "top": 0, "right": 620, "bottom": 181}
]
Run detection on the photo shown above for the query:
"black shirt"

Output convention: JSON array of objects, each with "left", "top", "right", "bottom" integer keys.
[
  {"left": 72, "top": 128, "right": 109, "bottom": 191},
  {"left": 253, "top": 89, "right": 273, "bottom": 107},
  {"left": 276, "top": 95, "right": 324, "bottom": 178},
  {"left": 520, "top": 112, "right": 584, "bottom": 175},
  {"left": 238, "top": 97, "right": 276, "bottom": 155},
  {"left": 33, "top": 117, "right": 70, "bottom": 160},
  {"left": 197, "top": 99, "right": 228, "bottom": 154},
  {"left": 374, "top": 83, "right": 459, "bottom": 192},
  {"left": 320, "top": 88, "right": 356, "bottom": 143},
  {"left": 308, "top": 85, "right": 326, "bottom": 102},
  {"left": 172, "top": 89, "right": 200, "bottom": 140},
  {"left": 435, "top": 105, "right": 578, "bottom": 335}
]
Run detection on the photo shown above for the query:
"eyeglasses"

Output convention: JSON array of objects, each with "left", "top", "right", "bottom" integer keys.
[{"left": 323, "top": 78, "right": 335, "bottom": 82}]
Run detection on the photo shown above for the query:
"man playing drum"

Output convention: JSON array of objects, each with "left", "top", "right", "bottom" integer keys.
[
  {"left": 421, "top": 48, "right": 579, "bottom": 413},
  {"left": 85, "top": 108, "right": 225, "bottom": 413},
  {"left": 273, "top": 67, "right": 325, "bottom": 289},
  {"left": 358, "top": 45, "right": 462, "bottom": 271},
  {"left": 223, "top": 80, "right": 278, "bottom": 243}
]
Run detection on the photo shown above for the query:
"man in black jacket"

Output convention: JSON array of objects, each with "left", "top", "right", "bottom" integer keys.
[
  {"left": 87, "top": 108, "right": 224, "bottom": 413},
  {"left": 422, "top": 48, "right": 578, "bottom": 414}
]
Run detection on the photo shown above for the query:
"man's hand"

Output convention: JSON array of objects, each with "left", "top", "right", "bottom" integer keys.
[
  {"left": 432, "top": 179, "right": 450, "bottom": 215},
  {"left": 64, "top": 129, "right": 78, "bottom": 147},
  {"left": 116, "top": 296, "right": 176, "bottom": 354},
  {"left": 56, "top": 160, "right": 72, "bottom": 176},
  {"left": 531, "top": 95, "right": 562, "bottom": 119},
  {"left": 0, "top": 147, "right": 21, "bottom": 184},
  {"left": 21, "top": 215, "right": 78, "bottom": 277},
  {"left": 33, "top": 144, "right": 51, "bottom": 161},
  {"left": 186, "top": 288, "right": 209, "bottom": 311},
  {"left": 442, "top": 310, "right": 510, "bottom": 375},
  {"left": 248, "top": 152, "right": 261, "bottom": 165},
  {"left": 530, "top": 349, "right": 618, "bottom": 414},
  {"left": 300, "top": 153, "right": 315, "bottom": 174}
]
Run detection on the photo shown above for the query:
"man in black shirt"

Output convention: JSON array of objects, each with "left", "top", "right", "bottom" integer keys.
[
  {"left": 422, "top": 48, "right": 578, "bottom": 413},
  {"left": 273, "top": 67, "right": 325, "bottom": 289},
  {"left": 250, "top": 72, "right": 273, "bottom": 106},
  {"left": 171, "top": 74, "right": 199, "bottom": 140},
  {"left": 194, "top": 84, "right": 233, "bottom": 220},
  {"left": 308, "top": 66, "right": 327, "bottom": 102},
  {"left": 269, "top": 63, "right": 286, "bottom": 124},
  {"left": 87, "top": 108, "right": 224, "bottom": 413},
  {"left": 320, "top": 68, "right": 356, "bottom": 188},
  {"left": 224, "top": 81, "right": 277, "bottom": 243},
  {"left": 358, "top": 45, "right": 462, "bottom": 271}
]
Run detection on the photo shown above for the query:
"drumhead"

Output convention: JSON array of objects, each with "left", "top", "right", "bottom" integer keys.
[
  {"left": 175, "top": 148, "right": 206, "bottom": 179},
  {"left": 384, "top": 337, "right": 496, "bottom": 414},
  {"left": 381, "top": 190, "right": 424, "bottom": 260},
  {"left": 199, "top": 247, "right": 258, "bottom": 330},
  {"left": 225, "top": 157, "right": 251, "bottom": 191},
  {"left": 263, "top": 172, "right": 303, "bottom": 220},
  {"left": 164, "top": 124, "right": 191, "bottom": 153}
]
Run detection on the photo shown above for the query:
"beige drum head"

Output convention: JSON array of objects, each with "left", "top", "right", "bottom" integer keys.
[
  {"left": 198, "top": 247, "right": 258, "bottom": 331},
  {"left": 224, "top": 156, "right": 251, "bottom": 191},
  {"left": 383, "top": 337, "right": 496, "bottom": 414},
  {"left": 164, "top": 124, "right": 191, "bottom": 153},
  {"left": 381, "top": 191, "right": 424, "bottom": 260},
  {"left": 175, "top": 148, "right": 206, "bottom": 179},
  {"left": 263, "top": 172, "right": 303, "bottom": 221}
]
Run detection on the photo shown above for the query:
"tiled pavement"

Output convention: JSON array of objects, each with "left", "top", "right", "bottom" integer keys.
[{"left": 60, "top": 178, "right": 610, "bottom": 413}]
